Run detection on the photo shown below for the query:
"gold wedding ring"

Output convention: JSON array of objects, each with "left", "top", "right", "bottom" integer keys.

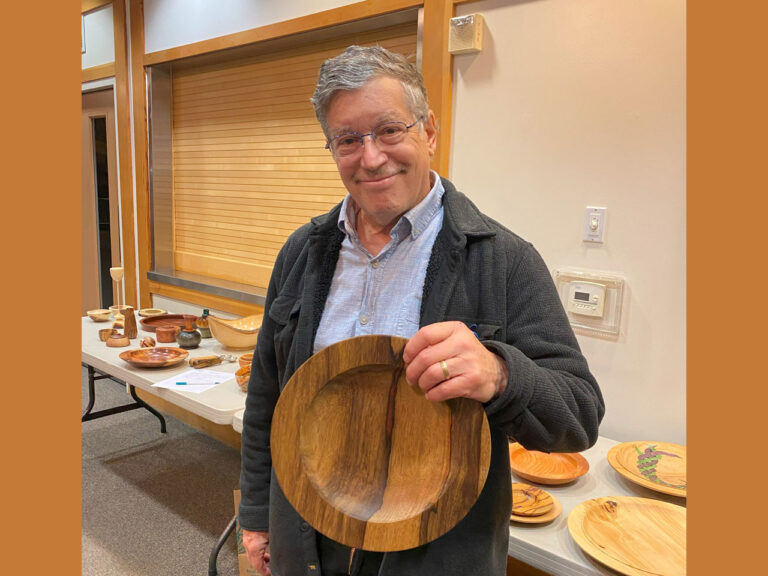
[{"left": 440, "top": 360, "right": 451, "bottom": 381}]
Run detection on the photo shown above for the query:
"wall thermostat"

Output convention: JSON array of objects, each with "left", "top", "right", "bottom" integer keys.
[
  {"left": 553, "top": 268, "right": 626, "bottom": 339},
  {"left": 566, "top": 281, "right": 606, "bottom": 317}
]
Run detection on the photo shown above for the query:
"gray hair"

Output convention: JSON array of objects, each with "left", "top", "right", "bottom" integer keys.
[{"left": 311, "top": 45, "right": 429, "bottom": 137}]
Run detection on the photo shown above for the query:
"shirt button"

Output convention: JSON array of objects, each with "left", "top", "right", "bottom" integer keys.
[
  {"left": 371, "top": 260, "right": 380, "bottom": 269},
  {"left": 360, "top": 315, "right": 369, "bottom": 325}
]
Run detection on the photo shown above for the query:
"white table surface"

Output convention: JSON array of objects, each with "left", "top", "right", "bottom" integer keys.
[
  {"left": 81, "top": 316, "right": 249, "bottom": 424},
  {"left": 508, "top": 436, "right": 686, "bottom": 575},
  {"left": 233, "top": 409, "right": 244, "bottom": 434}
]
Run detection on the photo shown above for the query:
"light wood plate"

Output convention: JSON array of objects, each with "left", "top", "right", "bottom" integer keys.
[
  {"left": 510, "top": 483, "right": 561, "bottom": 524},
  {"left": 508, "top": 442, "right": 589, "bottom": 485},
  {"left": 607, "top": 441, "right": 686, "bottom": 498},
  {"left": 568, "top": 496, "right": 686, "bottom": 576},
  {"left": 271, "top": 335, "right": 491, "bottom": 552},
  {"left": 119, "top": 347, "right": 189, "bottom": 368}
]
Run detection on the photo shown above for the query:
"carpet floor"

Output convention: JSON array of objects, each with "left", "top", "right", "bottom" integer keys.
[{"left": 81, "top": 366, "right": 241, "bottom": 575}]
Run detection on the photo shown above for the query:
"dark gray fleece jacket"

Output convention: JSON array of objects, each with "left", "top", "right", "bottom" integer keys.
[{"left": 238, "top": 178, "right": 604, "bottom": 576}]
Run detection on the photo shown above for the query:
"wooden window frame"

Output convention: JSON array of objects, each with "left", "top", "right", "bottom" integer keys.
[{"left": 130, "top": 0, "right": 481, "bottom": 312}]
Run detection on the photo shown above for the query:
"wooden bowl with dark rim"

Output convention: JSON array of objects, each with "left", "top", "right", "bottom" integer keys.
[
  {"left": 119, "top": 347, "right": 189, "bottom": 368},
  {"left": 139, "top": 314, "right": 198, "bottom": 333},
  {"left": 271, "top": 335, "right": 491, "bottom": 552}
]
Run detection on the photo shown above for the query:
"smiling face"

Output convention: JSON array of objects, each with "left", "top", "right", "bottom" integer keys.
[{"left": 325, "top": 76, "right": 437, "bottom": 229}]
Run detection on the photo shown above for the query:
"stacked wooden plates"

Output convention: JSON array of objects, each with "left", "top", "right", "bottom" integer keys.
[
  {"left": 271, "top": 335, "right": 491, "bottom": 552},
  {"left": 607, "top": 441, "right": 686, "bottom": 498},
  {"left": 510, "top": 483, "right": 561, "bottom": 524},
  {"left": 508, "top": 442, "right": 589, "bottom": 485},
  {"left": 568, "top": 496, "right": 686, "bottom": 576}
]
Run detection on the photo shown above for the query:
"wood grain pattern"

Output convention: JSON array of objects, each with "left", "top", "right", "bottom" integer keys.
[
  {"left": 119, "top": 347, "right": 189, "bottom": 368},
  {"left": 511, "top": 483, "right": 554, "bottom": 517},
  {"left": 607, "top": 441, "right": 686, "bottom": 498},
  {"left": 508, "top": 442, "right": 589, "bottom": 485},
  {"left": 271, "top": 335, "right": 491, "bottom": 552},
  {"left": 568, "top": 496, "right": 686, "bottom": 576}
]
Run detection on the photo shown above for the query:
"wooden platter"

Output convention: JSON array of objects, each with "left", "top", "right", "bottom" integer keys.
[
  {"left": 607, "top": 441, "right": 686, "bottom": 498},
  {"left": 508, "top": 442, "right": 589, "bottom": 485},
  {"left": 119, "top": 347, "right": 189, "bottom": 368},
  {"left": 271, "top": 335, "right": 491, "bottom": 552},
  {"left": 568, "top": 496, "right": 686, "bottom": 576},
  {"left": 510, "top": 483, "right": 561, "bottom": 524},
  {"left": 139, "top": 314, "right": 197, "bottom": 332}
]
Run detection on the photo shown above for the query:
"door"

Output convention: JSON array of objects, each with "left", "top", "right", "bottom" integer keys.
[{"left": 82, "top": 88, "right": 120, "bottom": 314}]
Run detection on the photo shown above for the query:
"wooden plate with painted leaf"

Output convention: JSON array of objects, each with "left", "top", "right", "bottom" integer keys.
[
  {"left": 607, "top": 441, "right": 686, "bottom": 498},
  {"left": 568, "top": 496, "right": 686, "bottom": 576},
  {"left": 508, "top": 442, "right": 589, "bottom": 485},
  {"left": 271, "top": 335, "right": 491, "bottom": 552}
]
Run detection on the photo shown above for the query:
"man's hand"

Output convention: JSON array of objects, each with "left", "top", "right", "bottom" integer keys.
[
  {"left": 242, "top": 529, "right": 271, "bottom": 576},
  {"left": 403, "top": 321, "right": 508, "bottom": 403}
]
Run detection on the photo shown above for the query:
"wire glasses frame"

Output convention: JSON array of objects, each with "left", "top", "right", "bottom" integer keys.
[{"left": 324, "top": 118, "right": 423, "bottom": 157}]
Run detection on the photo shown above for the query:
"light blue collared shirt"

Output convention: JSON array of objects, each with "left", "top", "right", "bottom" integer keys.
[{"left": 313, "top": 172, "right": 445, "bottom": 353}]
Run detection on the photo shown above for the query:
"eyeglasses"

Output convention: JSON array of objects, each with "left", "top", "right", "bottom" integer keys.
[{"left": 325, "top": 118, "right": 422, "bottom": 157}]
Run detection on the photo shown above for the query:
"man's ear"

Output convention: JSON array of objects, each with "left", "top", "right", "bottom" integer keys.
[{"left": 424, "top": 110, "right": 438, "bottom": 157}]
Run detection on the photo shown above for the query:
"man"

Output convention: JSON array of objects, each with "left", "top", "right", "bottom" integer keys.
[{"left": 238, "top": 45, "right": 604, "bottom": 576}]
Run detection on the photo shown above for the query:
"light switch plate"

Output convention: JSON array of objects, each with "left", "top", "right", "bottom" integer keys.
[{"left": 583, "top": 206, "right": 606, "bottom": 243}]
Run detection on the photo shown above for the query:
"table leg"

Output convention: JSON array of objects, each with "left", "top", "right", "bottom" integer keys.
[
  {"left": 208, "top": 514, "right": 237, "bottom": 576},
  {"left": 81, "top": 364, "right": 167, "bottom": 433}
]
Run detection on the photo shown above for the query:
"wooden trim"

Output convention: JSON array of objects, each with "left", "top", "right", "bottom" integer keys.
[
  {"left": 82, "top": 0, "right": 112, "bottom": 14},
  {"left": 143, "top": 0, "right": 422, "bottom": 65},
  {"left": 134, "top": 388, "right": 242, "bottom": 450},
  {"left": 130, "top": 0, "right": 152, "bottom": 308},
  {"left": 422, "top": 0, "right": 455, "bottom": 175},
  {"left": 506, "top": 555, "right": 553, "bottom": 576},
  {"left": 112, "top": 0, "right": 138, "bottom": 309},
  {"left": 81, "top": 62, "right": 115, "bottom": 83},
  {"left": 149, "top": 280, "right": 265, "bottom": 318}
]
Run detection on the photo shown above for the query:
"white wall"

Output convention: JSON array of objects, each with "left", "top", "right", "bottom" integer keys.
[
  {"left": 451, "top": 0, "right": 686, "bottom": 444},
  {"left": 82, "top": 4, "right": 115, "bottom": 69},
  {"left": 143, "top": 0, "right": 359, "bottom": 53}
]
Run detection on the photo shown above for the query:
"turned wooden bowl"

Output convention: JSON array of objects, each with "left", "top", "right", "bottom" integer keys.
[
  {"left": 271, "top": 335, "right": 491, "bottom": 552},
  {"left": 236, "top": 365, "right": 251, "bottom": 392},
  {"left": 207, "top": 314, "right": 262, "bottom": 350},
  {"left": 87, "top": 309, "right": 111, "bottom": 322},
  {"left": 508, "top": 442, "right": 589, "bottom": 485},
  {"left": 119, "top": 347, "right": 189, "bottom": 368},
  {"left": 238, "top": 352, "right": 253, "bottom": 369}
]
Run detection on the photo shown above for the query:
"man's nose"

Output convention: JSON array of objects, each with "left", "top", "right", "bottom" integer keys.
[{"left": 359, "top": 135, "right": 387, "bottom": 170}]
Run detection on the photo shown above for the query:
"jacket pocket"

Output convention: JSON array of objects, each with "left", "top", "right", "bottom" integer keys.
[
  {"left": 268, "top": 293, "right": 301, "bottom": 384},
  {"left": 467, "top": 321, "right": 502, "bottom": 341}
]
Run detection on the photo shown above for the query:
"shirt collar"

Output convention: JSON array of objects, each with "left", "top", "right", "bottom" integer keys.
[{"left": 337, "top": 170, "right": 445, "bottom": 241}]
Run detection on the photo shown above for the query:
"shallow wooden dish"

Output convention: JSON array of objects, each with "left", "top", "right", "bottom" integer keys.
[
  {"left": 207, "top": 314, "right": 263, "bottom": 350},
  {"left": 510, "top": 483, "right": 561, "bottom": 524},
  {"left": 139, "top": 314, "right": 197, "bottom": 333},
  {"left": 607, "top": 441, "right": 686, "bottom": 498},
  {"left": 271, "top": 335, "right": 491, "bottom": 552},
  {"left": 508, "top": 442, "right": 589, "bottom": 485},
  {"left": 119, "top": 347, "right": 189, "bottom": 368},
  {"left": 568, "top": 496, "right": 686, "bottom": 576}
]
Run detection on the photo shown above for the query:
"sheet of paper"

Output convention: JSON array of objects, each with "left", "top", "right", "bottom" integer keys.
[{"left": 152, "top": 369, "right": 234, "bottom": 394}]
